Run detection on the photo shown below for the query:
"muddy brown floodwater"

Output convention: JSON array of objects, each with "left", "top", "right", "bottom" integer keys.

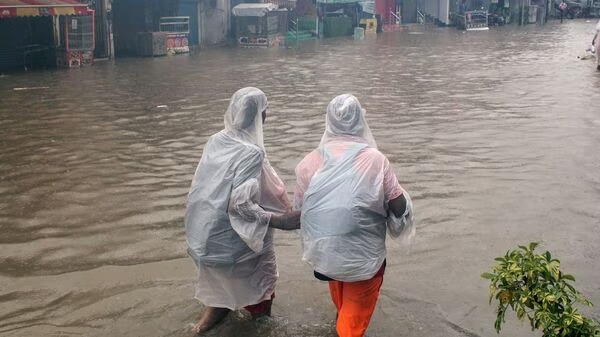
[{"left": 1, "top": 20, "right": 599, "bottom": 337}]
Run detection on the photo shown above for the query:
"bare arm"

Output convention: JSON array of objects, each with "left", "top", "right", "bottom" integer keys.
[
  {"left": 388, "top": 193, "right": 407, "bottom": 218},
  {"left": 381, "top": 155, "right": 408, "bottom": 218},
  {"left": 269, "top": 211, "right": 301, "bottom": 230}
]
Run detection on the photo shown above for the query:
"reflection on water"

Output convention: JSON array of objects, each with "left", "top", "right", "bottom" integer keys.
[{"left": 1, "top": 21, "right": 600, "bottom": 337}]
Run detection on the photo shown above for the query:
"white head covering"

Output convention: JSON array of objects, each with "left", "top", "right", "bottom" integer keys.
[
  {"left": 224, "top": 87, "right": 267, "bottom": 149},
  {"left": 319, "top": 94, "right": 377, "bottom": 148}
]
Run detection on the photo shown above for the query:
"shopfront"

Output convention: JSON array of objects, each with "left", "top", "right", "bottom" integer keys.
[{"left": 0, "top": 0, "right": 94, "bottom": 71}]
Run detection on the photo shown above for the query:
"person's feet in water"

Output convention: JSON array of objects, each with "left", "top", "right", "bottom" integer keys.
[{"left": 193, "top": 307, "right": 231, "bottom": 334}]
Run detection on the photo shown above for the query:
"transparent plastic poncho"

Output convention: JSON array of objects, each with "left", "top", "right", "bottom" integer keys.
[
  {"left": 297, "top": 94, "right": 413, "bottom": 282},
  {"left": 595, "top": 20, "right": 600, "bottom": 66},
  {"left": 185, "top": 87, "right": 290, "bottom": 309}
]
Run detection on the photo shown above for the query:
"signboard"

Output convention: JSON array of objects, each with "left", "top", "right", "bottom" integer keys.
[
  {"left": 159, "top": 16, "right": 190, "bottom": 53},
  {"left": 166, "top": 33, "right": 189, "bottom": 53}
]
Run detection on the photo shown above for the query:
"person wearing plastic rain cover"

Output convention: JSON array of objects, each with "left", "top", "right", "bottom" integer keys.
[
  {"left": 594, "top": 20, "right": 600, "bottom": 70},
  {"left": 185, "top": 87, "right": 301, "bottom": 334},
  {"left": 294, "top": 94, "right": 414, "bottom": 337}
]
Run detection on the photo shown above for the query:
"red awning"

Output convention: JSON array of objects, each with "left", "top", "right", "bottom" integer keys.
[{"left": 0, "top": 0, "right": 91, "bottom": 18}]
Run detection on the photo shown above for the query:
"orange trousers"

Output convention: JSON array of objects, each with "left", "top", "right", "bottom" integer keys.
[{"left": 328, "top": 272, "right": 384, "bottom": 337}]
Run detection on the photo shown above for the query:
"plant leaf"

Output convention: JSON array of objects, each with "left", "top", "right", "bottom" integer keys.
[{"left": 481, "top": 272, "right": 495, "bottom": 280}]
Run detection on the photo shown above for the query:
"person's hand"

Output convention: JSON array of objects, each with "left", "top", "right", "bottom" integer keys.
[{"left": 269, "top": 211, "right": 301, "bottom": 230}]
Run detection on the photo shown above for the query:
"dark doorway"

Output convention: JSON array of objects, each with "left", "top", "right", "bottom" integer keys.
[{"left": 0, "top": 16, "right": 56, "bottom": 72}]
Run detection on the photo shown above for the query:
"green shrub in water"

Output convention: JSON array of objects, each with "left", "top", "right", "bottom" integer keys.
[{"left": 481, "top": 242, "right": 600, "bottom": 337}]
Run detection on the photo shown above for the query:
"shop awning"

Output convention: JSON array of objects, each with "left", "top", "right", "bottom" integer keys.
[
  {"left": 0, "top": 0, "right": 91, "bottom": 18},
  {"left": 231, "top": 3, "right": 278, "bottom": 17}
]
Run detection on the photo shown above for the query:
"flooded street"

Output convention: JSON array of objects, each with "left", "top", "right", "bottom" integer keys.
[{"left": 1, "top": 20, "right": 600, "bottom": 337}]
